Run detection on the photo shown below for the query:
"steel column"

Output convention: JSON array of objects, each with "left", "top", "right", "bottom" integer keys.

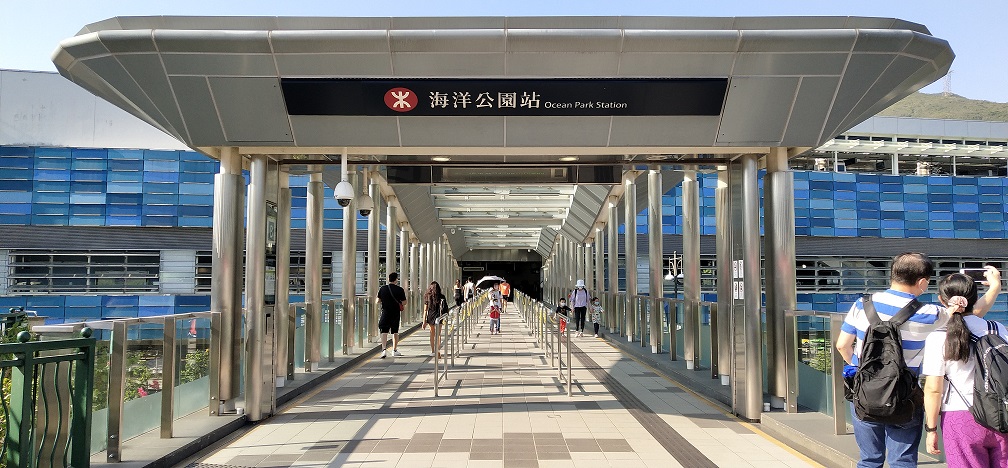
[
  {"left": 594, "top": 229, "right": 604, "bottom": 299},
  {"left": 765, "top": 149, "right": 797, "bottom": 410},
  {"left": 715, "top": 169, "right": 732, "bottom": 385},
  {"left": 387, "top": 199, "right": 397, "bottom": 278},
  {"left": 736, "top": 155, "right": 764, "bottom": 421},
  {"left": 683, "top": 167, "right": 701, "bottom": 368},
  {"left": 244, "top": 154, "right": 267, "bottom": 420},
  {"left": 306, "top": 172, "right": 324, "bottom": 368},
  {"left": 275, "top": 174, "right": 291, "bottom": 387},
  {"left": 607, "top": 201, "right": 618, "bottom": 332},
  {"left": 341, "top": 171, "right": 357, "bottom": 354},
  {"left": 210, "top": 147, "right": 243, "bottom": 414},
  {"left": 367, "top": 173, "right": 380, "bottom": 342},
  {"left": 648, "top": 169, "right": 663, "bottom": 354},
  {"left": 624, "top": 175, "right": 637, "bottom": 341}
]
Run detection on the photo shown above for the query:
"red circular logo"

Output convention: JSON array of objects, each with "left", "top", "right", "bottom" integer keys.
[{"left": 384, "top": 87, "right": 417, "bottom": 112}]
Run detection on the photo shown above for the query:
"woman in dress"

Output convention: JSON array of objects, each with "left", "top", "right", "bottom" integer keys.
[{"left": 423, "top": 281, "right": 447, "bottom": 358}]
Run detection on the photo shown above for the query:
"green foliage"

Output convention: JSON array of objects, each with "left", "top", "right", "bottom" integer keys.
[
  {"left": 180, "top": 349, "right": 211, "bottom": 384},
  {"left": 879, "top": 92, "right": 1008, "bottom": 122}
]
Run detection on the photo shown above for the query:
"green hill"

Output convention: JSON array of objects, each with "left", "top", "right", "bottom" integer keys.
[{"left": 878, "top": 92, "right": 1008, "bottom": 122}]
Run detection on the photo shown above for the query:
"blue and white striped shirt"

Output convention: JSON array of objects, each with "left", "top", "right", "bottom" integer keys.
[{"left": 840, "top": 289, "right": 947, "bottom": 374}]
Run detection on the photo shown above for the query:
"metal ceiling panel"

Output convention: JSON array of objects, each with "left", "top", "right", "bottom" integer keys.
[
  {"left": 782, "top": 77, "right": 841, "bottom": 146},
  {"left": 609, "top": 116, "right": 721, "bottom": 147},
  {"left": 392, "top": 54, "right": 506, "bottom": 77},
  {"left": 717, "top": 77, "right": 799, "bottom": 145},
  {"left": 167, "top": 76, "right": 226, "bottom": 144},
  {"left": 161, "top": 54, "right": 277, "bottom": 77},
  {"left": 270, "top": 30, "right": 390, "bottom": 53},
  {"left": 153, "top": 30, "right": 273, "bottom": 53},
  {"left": 504, "top": 54, "right": 621, "bottom": 77},
  {"left": 400, "top": 117, "right": 505, "bottom": 147},
  {"left": 617, "top": 53, "right": 735, "bottom": 78},
  {"left": 274, "top": 54, "right": 394, "bottom": 77},
  {"left": 737, "top": 29, "right": 856, "bottom": 53},
  {"left": 389, "top": 29, "right": 504, "bottom": 52},
  {"left": 505, "top": 117, "right": 611, "bottom": 147},
  {"left": 732, "top": 52, "right": 848, "bottom": 76},
  {"left": 208, "top": 77, "right": 293, "bottom": 143},
  {"left": 820, "top": 52, "right": 897, "bottom": 141},
  {"left": 289, "top": 116, "right": 400, "bottom": 147},
  {"left": 79, "top": 56, "right": 168, "bottom": 130},
  {"left": 536, "top": 227, "right": 558, "bottom": 258},
  {"left": 116, "top": 54, "right": 189, "bottom": 141},
  {"left": 622, "top": 30, "right": 739, "bottom": 52},
  {"left": 391, "top": 184, "right": 445, "bottom": 243},
  {"left": 98, "top": 29, "right": 157, "bottom": 53}
]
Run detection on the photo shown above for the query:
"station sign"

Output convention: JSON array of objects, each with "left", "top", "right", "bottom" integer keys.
[{"left": 281, "top": 78, "right": 728, "bottom": 117}]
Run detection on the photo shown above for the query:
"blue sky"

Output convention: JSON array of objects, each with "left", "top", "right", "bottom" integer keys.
[{"left": 2, "top": 0, "right": 1005, "bottom": 102}]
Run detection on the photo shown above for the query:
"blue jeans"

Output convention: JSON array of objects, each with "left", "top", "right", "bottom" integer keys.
[{"left": 850, "top": 403, "right": 923, "bottom": 468}]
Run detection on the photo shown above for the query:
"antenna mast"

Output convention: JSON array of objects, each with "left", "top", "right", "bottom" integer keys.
[{"left": 942, "top": 70, "right": 954, "bottom": 96}]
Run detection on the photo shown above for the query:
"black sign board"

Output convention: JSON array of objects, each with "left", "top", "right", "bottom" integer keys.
[{"left": 281, "top": 78, "right": 727, "bottom": 117}]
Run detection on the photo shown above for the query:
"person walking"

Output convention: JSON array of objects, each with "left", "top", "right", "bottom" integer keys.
[
  {"left": 488, "top": 282, "right": 503, "bottom": 334},
  {"left": 922, "top": 267, "right": 1005, "bottom": 467},
  {"left": 463, "top": 277, "right": 475, "bottom": 302},
  {"left": 555, "top": 298, "right": 571, "bottom": 338},
  {"left": 569, "top": 279, "right": 590, "bottom": 337},
  {"left": 423, "top": 281, "right": 448, "bottom": 358},
  {"left": 376, "top": 272, "right": 407, "bottom": 358},
  {"left": 590, "top": 296, "right": 603, "bottom": 338},
  {"left": 500, "top": 279, "right": 512, "bottom": 314},
  {"left": 836, "top": 253, "right": 1000, "bottom": 467},
  {"left": 453, "top": 279, "right": 464, "bottom": 307}
]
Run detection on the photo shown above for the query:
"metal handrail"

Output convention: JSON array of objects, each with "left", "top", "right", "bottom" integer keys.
[
  {"left": 433, "top": 292, "right": 484, "bottom": 396},
  {"left": 32, "top": 311, "right": 221, "bottom": 462},
  {"left": 784, "top": 308, "right": 848, "bottom": 435},
  {"left": 515, "top": 291, "right": 572, "bottom": 396}
]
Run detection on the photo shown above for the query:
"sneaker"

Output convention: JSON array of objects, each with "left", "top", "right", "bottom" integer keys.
[
  {"left": 393, "top": 349, "right": 402, "bottom": 357},
  {"left": 594, "top": 333, "right": 598, "bottom": 337},
  {"left": 380, "top": 349, "right": 387, "bottom": 358},
  {"left": 429, "top": 352, "right": 435, "bottom": 357}
]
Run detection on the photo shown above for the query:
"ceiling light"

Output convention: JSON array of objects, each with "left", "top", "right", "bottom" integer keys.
[
  {"left": 432, "top": 156, "right": 450, "bottom": 162},
  {"left": 560, "top": 156, "right": 578, "bottom": 162},
  {"left": 495, "top": 214, "right": 509, "bottom": 219}
]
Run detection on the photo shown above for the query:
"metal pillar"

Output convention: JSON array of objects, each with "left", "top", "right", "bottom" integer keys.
[
  {"left": 891, "top": 153, "right": 899, "bottom": 175},
  {"left": 387, "top": 200, "right": 397, "bottom": 277},
  {"left": 399, "top": 223, "right": 407, "bottom": 283},
  {"left": 624, "top": 175, "right": 637, "bottom": 341},
  {"left": 594, "top": 229, "right": 604, "bottom": 298},
  {"left": 409, "top": 238, "right": 418, "bottom": 300},
  {"left": 341, "top": 172, "right": 357, "bottom": 354},
  {"left": 648, "top": 169, "right": 663, "bottom": 354},
  {"left": 715, "top": 169, "right": 732, "bottom": 385},
  {"left": 243, "top": 154, "right": 267, "bottom": 420},
  {"left": 275, "top": 174, "right": 291, "bottom": 388},
  {"left": 584, "top": 241, "right": 593, "bottom": 298},
  {"left": 306, "top": 172, "right": 324, "bottom": 368},
  {"left": 366, "top": 173, "right": 380, "bottom": 342},
  {"left": 765, "top": 148, "right": 797, "bottom": 410},
  {"left": 210, "top": 147, "right": 243, "bottom": 414},
  {"left": 607, "top": 200, "right": 619, "bottom": 331},
  {"left": 683, "top": 167, "right": 701, "bottom": 368},
  {"left": 730, "top": 155, "right": 764, "bottom": 422}
]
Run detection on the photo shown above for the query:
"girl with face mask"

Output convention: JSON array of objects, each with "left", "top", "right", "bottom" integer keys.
[{"left": 591, "top": 297, "right": 603, "bottom": 337}]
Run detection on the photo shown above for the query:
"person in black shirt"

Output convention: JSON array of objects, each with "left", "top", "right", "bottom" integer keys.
[{"left": 377, "top": 272, "right": 407, "bottom": 358}]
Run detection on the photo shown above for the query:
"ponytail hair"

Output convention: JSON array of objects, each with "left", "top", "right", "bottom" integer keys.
[
  {"left": 425, "top": 281, "right": 442, "bottom": 310},
  {"left": 938, "top": 273, "right": 978, "bottom": 362}
]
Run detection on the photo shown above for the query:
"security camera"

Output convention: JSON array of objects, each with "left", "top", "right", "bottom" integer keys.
[
  {"left": 334, "top": 180, "right": 354, "bottom": 207},
  {"left": 357, "top": 194, "right": 374, "bottom": 217}
]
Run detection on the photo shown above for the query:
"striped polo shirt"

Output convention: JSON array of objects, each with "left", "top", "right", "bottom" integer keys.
[{"left": 840, "top": 289, "right": 947, "bottom": 374}]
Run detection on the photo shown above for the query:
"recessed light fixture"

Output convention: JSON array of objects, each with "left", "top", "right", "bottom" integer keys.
[
  {"left": 432, "top": 156, "right": 450, "bottom": 162},
  {"left": 560, "top": 156, "right": 578, "bottom": 162}
]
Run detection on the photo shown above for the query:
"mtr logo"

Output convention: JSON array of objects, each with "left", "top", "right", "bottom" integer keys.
[{"left": 384, "top": 87, "right": 417, "bottom": 113}]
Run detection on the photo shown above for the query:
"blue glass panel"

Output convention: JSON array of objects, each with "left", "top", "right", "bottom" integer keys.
[
  {"left": 107, "top": 171, "right": 143, "bottom": 183},
  {"left": 143, "top": 171, "right": 179, "bottom": 183},
  {"left": 810, "top": 227, "right": 834, "bottom": 236},
  {"left": 905, "top": 220, "right": 929, "bottom": 230},
  {"left": 70, "top": 204, "right": 105, "bottom": 216},
  {"left": 981, "top": 231, "right": 1003, "bottom": 239},
  {"left": 177, "top": 216, "right": 212, "bottom": 227},
  {"left": 810, "top": 217, "right": 832, "bottom": 227},
  {"left": 835, "top": 228, "right": 858, "bottom": 237},
  {"left": 291, "top": 219, "right": 306, "bottom": 229},
  {"left": 979, "top": 185, "right": 1002, "bottom": 195},
  {"left": 0, "top": 214, "right": 30, "bottom": 224},
  {"left": 880, "top": 211, "right": 904, "bottom": 220},
  {"left": 144, "top": 160, "right": 180, "bottom": 172},
  {"left": 33, "top": 192, "right": 70, "bottom": 204},
  {"left": 180, "top": 161, "right": 217, "bottom": 173},
  {"left": 955, "top": 212, "right": 979, "bottom": 222},
  {"left": 880, "top": 220, "right": 904, "bottom": 229},
  {"left": 795, "top": 226, "right": 810, "bottom": 236},
  {"left": 931, "top": 220, "right": 954, "bottom": 230},
  {"left": 31, "top": 214, "right": 68, "bottom": 225},
  {"left": 980, "top": 212, "right": 1004, "bottom": 222},
  {"left": 179, "top": 205, "right": 212, "bottom": 217},
  {"left": 71, "top": 170, "right": 107, "bottom": 182},
  {"left": 795, "top": 217, "right": 809, "bottom": 228},
  {"left": 142, "top": 216, "right": 176, "bottom": 227},
  {"left": 905, "top": 211, "right": 928, "bottom": 221},
  {"left": 34, "top": 158, "right": 71, "bottom": 170},
  {"left": 904, "top": 202, "right": 927, "bottom": 212},
  {"left": 143, "top": 182, "right": 178, "bottom": 194},
  {"left": 904, "top": 184, "right": 927, "bottom": 194},
  {"left": 106, "top": 216, "right": 141, "bottom": 226},
  {"left": 178, "top": 183, "right": 213, "bottom": 195},
  {"left": 834, "top": 191, "right": 856, "bottom": 201},
  {"left": 107, "top": 205, "right": 142, "bottom": 216},
  {"left": 879, "top": 201, "right": 903, "bottom": 211},
  {"left": 835, "top": 218, "right": 857, "bottom": 228},
  {"left": 106, "top": 149, "right": 143, "bottom": 159},
  {"left": 880, "top": 229, "right": 905, "bottom": 237},
  {"left": 144, "top": 194, "right": 178, "bottom": 205},
  {"left": 143, "top": 205, "right": 177, "bottom": 216},
  {"left": 954, "top": 230, "right": 980, "bottom": 239},
  {"left": 905, "top": 230, "right": 928, "bottom": 238},
  {"left": 953, "top": 203, "right": 978, "bottom": 213},
  {"left": 859, "top": 191, "right": 879, "bottom": 202},
  {"left": 834, "top": 209, "right": 856, "bottom": 220},
  {"left": 0, "top": 203, "right": 31, "bottom": 215},
  {"left": 0, "top": 168, "right": 32, "bottom": 179},
  {"left": 34, "top": 169, "right": 70, "bottom": 181},
  {"left": 71, "top": 159, "right": 107, "bottom": 171},
  {"left": 107, "top": 193, "right": 142, "bottom": 205},
  {"left": 858, "top": 218, "right": 881, "bottom": 229},
  {"left": 929, "top": 184, "right": 952, "bottom": 194},
  {"left": 879, "top": 192, "right": 902, "bottom": 202},
  {"left": 793, "top": 189, "right": 810, "bottom": 200},
  {"left": 0, "top": 156, "right": 34, "bottom": 169},
  {"left": 1, "top": 192, "right": 31, "bottom": 203},
  {"left": 0, "top": 147, "right": 33, "bottom": 157},
  {"left": 102, "top": 307, "right": 139, "bottom": 318},
  {"left": 70, "top": 181, "right": 105, "bottom": 192},
  {"left": 143, "top": 150, "right": 180, "bottom": 160},
  {"left": 68, "top": 216, "right": 103, "bottom": 226},
  {"left": 69, "top": 193, "right": 104, "bottom": 204},
  {"left": 323, "top": 219, "right": 341, "bottom": 229},
  {"left": 108, "top": 159, "right": 144, "bottom": 171},
  {"left": 179, "top": 172, "right": 214, "bottom": 184},
  {"left": 106, "top": 182, "right": 142, "bottom": 193},
  {"left": 904, "top": 193, "right": 928, "bottom": 203},
  {"left": 809, "top": 199, "right": 833, "bottom": 209}
]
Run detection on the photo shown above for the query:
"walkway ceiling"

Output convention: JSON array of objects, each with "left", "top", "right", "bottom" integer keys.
[{"left": 53, "top": 15, "right": 954, "bottom": 257}]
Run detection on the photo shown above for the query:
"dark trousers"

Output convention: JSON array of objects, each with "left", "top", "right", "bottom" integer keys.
[
  {"left": 574, "top": 307, "right": 587, "bottom": 332},
  {"left": 593, "top": 323, "right": 600, "bottom": 335}
]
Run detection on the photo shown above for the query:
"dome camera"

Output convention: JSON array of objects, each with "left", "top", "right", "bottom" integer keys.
[
  {"left": 357, "top": 194, "right": 374, "bottom": 217},
  {"left": 334, "top": 180, "right": 354, "bottom": 207}
]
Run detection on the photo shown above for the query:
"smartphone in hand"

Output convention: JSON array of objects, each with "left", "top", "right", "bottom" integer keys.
[{"left": 960, "top": 268, "right": 988, "bottom": 282}]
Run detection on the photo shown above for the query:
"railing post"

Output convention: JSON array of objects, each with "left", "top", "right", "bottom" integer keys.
[
  {"left": 709, "top": 303, "right": 720, "bottom": 379},
  {"left": 784, "top": 309, "right": 800, "bottom": 413},
  {"left": 830, "top": 313, "right": 848, "bottom": 435},
  {"left": 209, "top": 311, "right": 222, "bottom": 415},
  {"left": 567, "top": 314, "right": 572, "bottom": 397},
  {"left": 161, "top": 316, "right": 176, "bottom": 438},
  {"left": 71, "top": 328, "right": 96, "bottom": 467},
  {"left": 328, "top": 299, "right": 336, "bottom": 362},
  {"left": 107, "top": 320, "right": 127, "bottom": 462},
  {"left": 668, "top": 300, "right": 678, "bottom": 361},
  {"left": 7, "top": 333, "right": 36, "bottom": 467},
  {"left": 287, "top": 306, "right": 296, "bottom": 379}
]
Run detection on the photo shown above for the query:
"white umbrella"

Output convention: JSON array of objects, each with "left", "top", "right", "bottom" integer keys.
[{"left": 475, "top": 275, "right": 505, "bottom": 289}]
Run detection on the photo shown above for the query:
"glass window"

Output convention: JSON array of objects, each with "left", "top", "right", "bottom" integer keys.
[{"left": 7, "top": 250, "right": 160, "bottom": 293}]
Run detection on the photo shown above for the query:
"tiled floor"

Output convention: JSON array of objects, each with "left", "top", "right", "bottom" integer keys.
[{"left": 194, "top": 307, "right": 818, "bottom": 468}]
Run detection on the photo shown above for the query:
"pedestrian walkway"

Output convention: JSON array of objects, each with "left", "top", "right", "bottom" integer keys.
[{"left": 191, "top": 306, "right": 818, "bottom": 467}]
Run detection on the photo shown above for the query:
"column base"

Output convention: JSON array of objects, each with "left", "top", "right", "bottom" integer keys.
[
  {"left": 275, "top": 376, "right": 286, "bottom": 388},
  {"left": 770, "top": 395, "right": 786, "bottom": 410},
  {"left": 651, "top": 345, "right": 659, "bottom": 354},
  {"left": 686, "top": 361, "right": 695, "bottom": 370},
  {"left": 720, "top": 375, "right": 730, "bottom": 386}
]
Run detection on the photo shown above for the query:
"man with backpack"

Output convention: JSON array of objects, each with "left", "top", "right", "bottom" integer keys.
[{"left": 836, "top": 253, "right": 1000, "bottom": 467}]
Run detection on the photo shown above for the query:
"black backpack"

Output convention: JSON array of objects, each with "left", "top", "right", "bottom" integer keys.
[
  {"left": 949, "top": 320, "right": 1008, "bottom": 432},
  {"left": 851, "top": 295, "right": 925, "bottom": 424}
]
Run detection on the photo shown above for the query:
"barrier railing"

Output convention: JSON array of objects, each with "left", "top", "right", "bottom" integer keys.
[
  {"left": 514, "top": 291, "right": 571, "bottom": 396},
  {"left": 31, "top": 311, "right": 220, "bottom": 463},
  {"left": 432, "top": 295, "right": 482, "bottom": 396},
  {"left": 0, "top": 325, "right": 95, "bottom": 468},
  {"left": 784, "top": 309, "right": 848, "bottom": 435}
]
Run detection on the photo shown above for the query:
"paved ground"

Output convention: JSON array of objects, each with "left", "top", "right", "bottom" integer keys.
[{"left": 192, "top": 306, "right": 818, "bottom": 468}]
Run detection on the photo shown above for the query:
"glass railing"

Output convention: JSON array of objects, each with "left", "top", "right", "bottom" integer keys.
[
  {"left": 31, "top": 312, "right": 221, "bottom": 462},
  {"left": 784, "top": 309, "right": 848, "bottom": 435}
]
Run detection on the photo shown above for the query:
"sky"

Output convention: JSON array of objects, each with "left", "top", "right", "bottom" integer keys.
[{"left": 1, "top": 0, "right": 1005, "bottom": 103}]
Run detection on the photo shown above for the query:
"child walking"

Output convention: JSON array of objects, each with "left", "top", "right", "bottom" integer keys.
[
  {"left": 555, "top": 298, "right": 571, "bottom": 337},
  {"left": 591, "top": 296, "right": 603, "bottom": 337}
]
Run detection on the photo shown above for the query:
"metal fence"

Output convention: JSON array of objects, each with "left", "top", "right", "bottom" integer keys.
[{"left": 514, "top": 291, "right": 571, "bottom": 396}]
